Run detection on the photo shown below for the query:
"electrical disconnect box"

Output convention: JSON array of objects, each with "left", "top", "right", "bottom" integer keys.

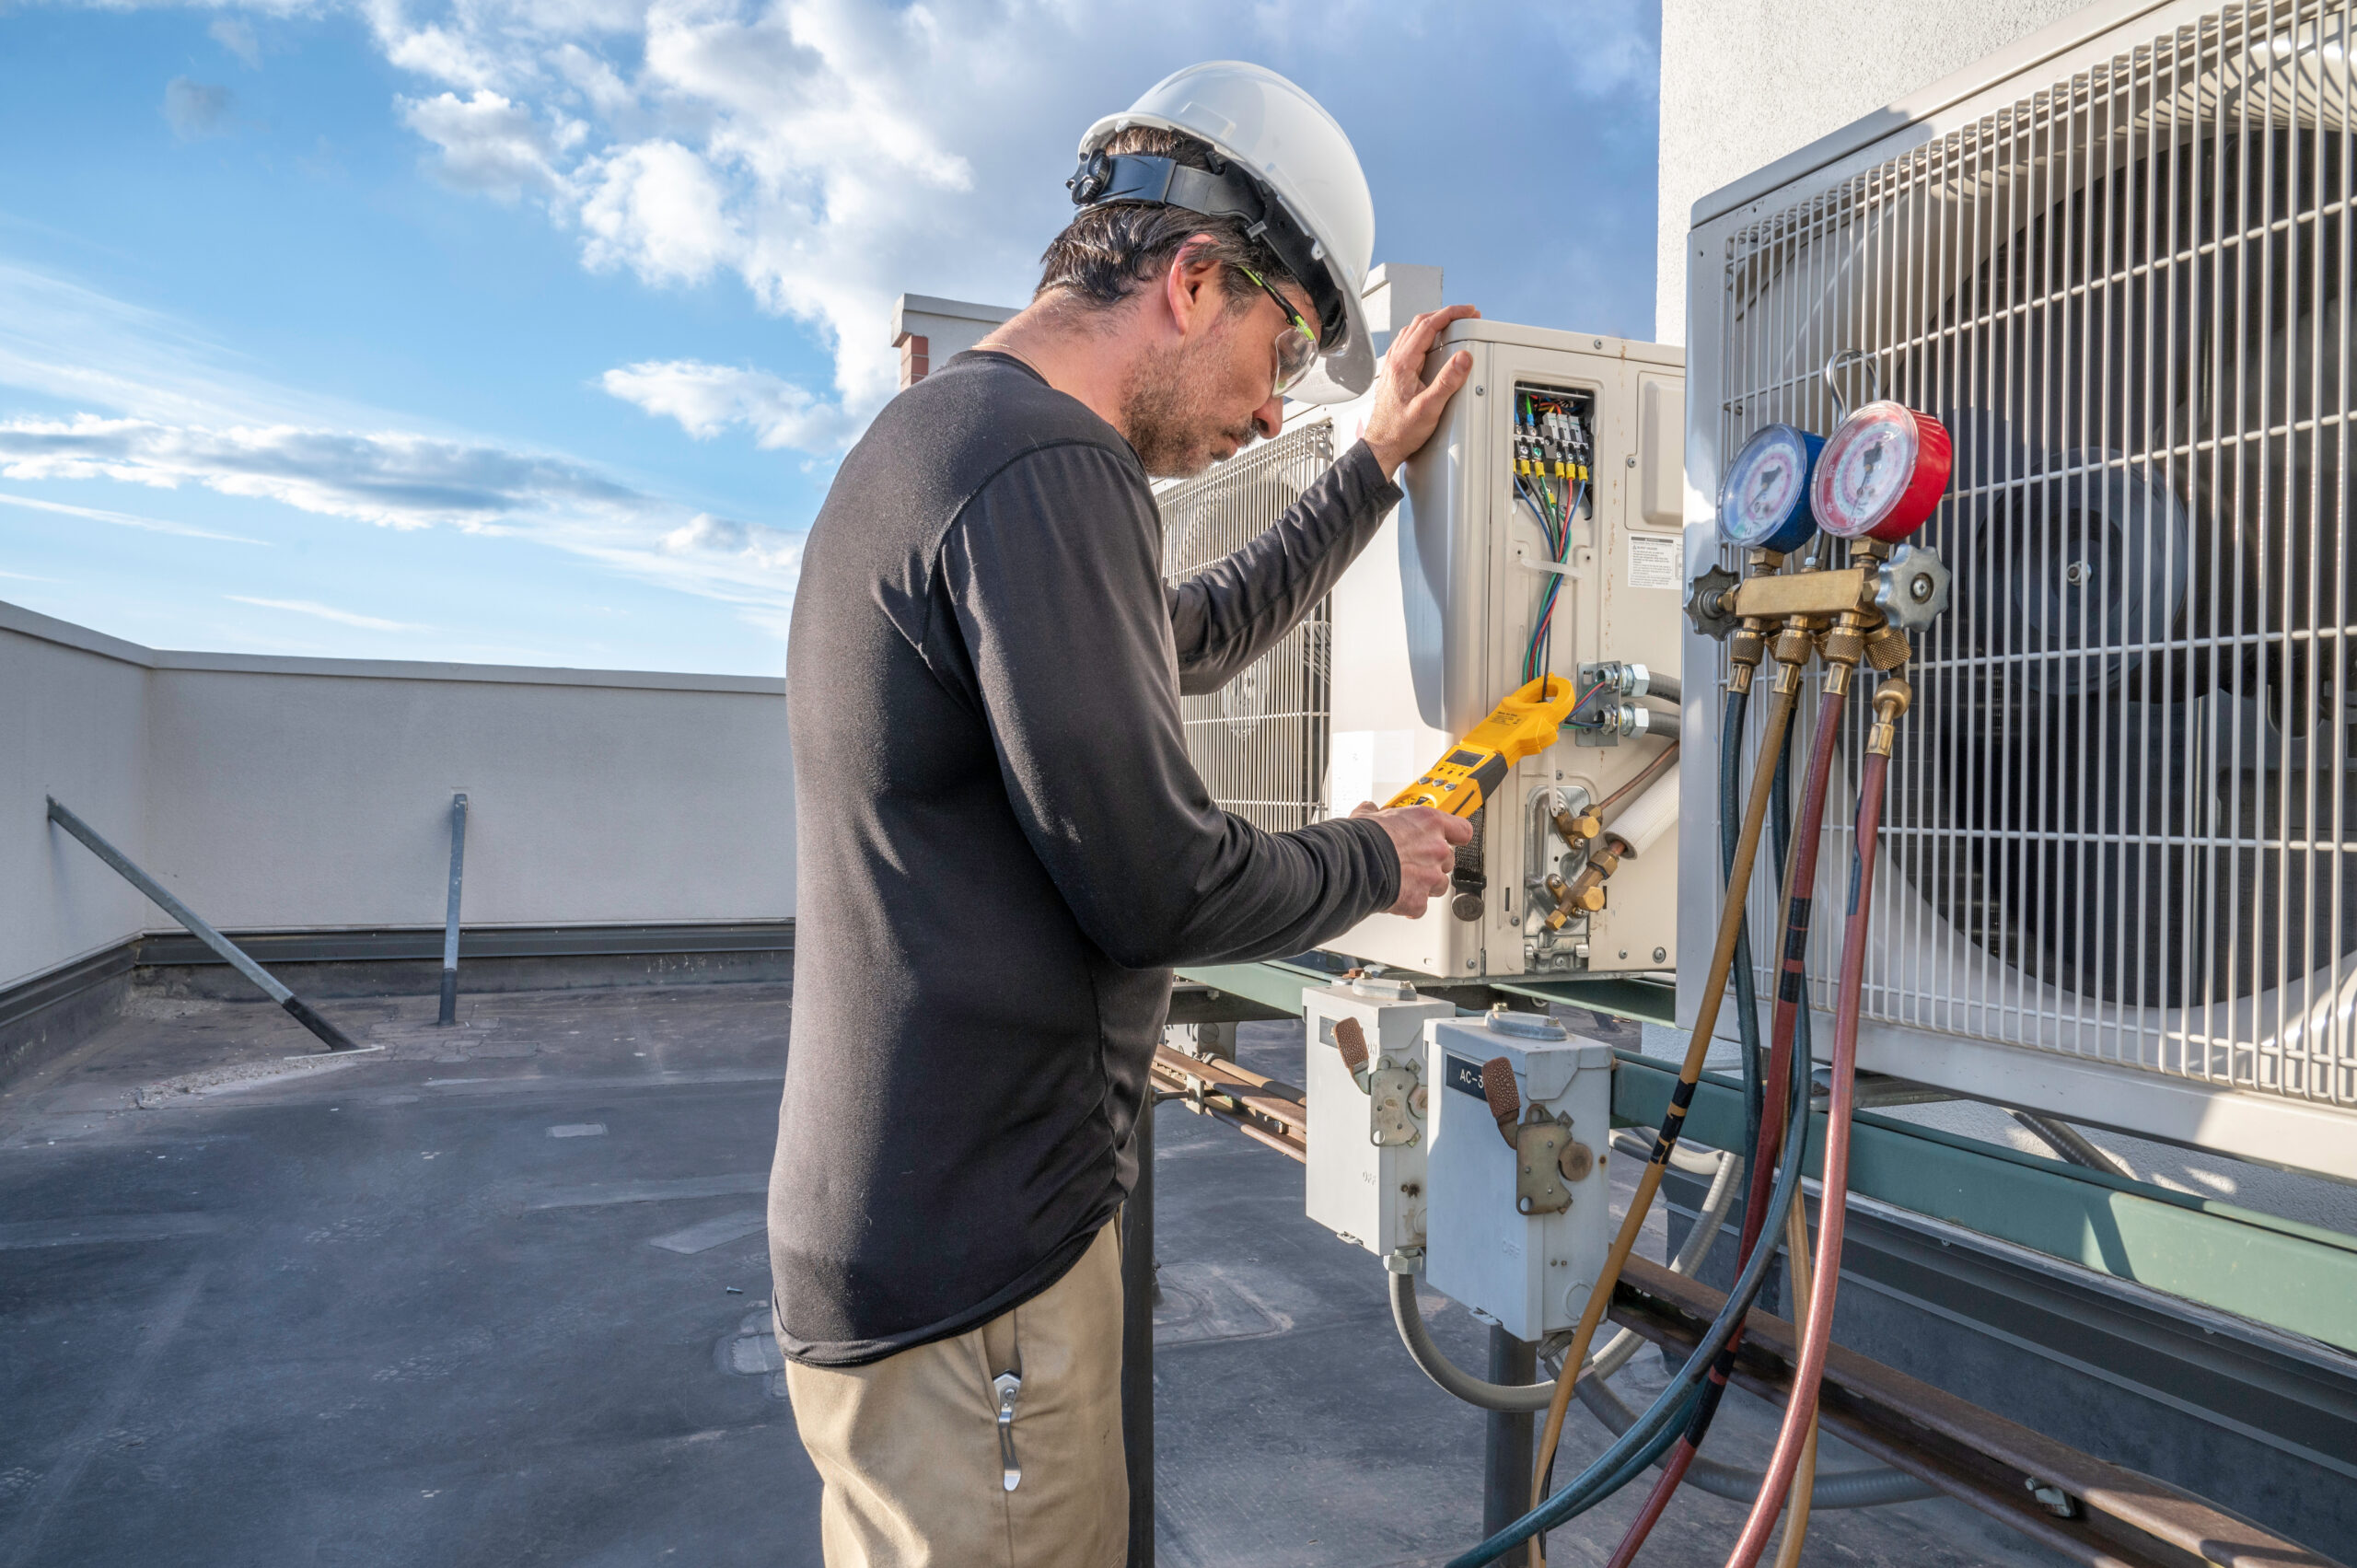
[
  {"left": 1304, "top": 973, "right": 1455, "bottom": 1258},
  {"left": 1422, "top": 1008, "right": 1614, "bottom": 1342},
  {"left": 1325, "top": 321, "right": 1686, "bottom": 982}
]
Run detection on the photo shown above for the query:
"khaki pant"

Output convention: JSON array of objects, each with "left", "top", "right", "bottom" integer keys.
[{"left": 784, "top": 1219, "right": 1129, "bottom": 1568}]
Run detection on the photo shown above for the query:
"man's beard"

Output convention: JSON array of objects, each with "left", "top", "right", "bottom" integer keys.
[{"left": 1120, "top": 335, "right": 1260, "bottom": 479}]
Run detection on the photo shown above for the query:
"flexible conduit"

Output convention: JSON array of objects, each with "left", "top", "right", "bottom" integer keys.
[{"left": 1388, "top": 1147, "right": 1746, "bottom": 1413}]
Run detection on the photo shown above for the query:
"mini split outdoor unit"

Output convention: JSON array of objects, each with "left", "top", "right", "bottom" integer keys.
[
  {"left": 1158, "top": 275, "right": 1689, "bottom": 981},
  {"left": 1678, "top": 0, "right": 2357, "bottom": 1178}
]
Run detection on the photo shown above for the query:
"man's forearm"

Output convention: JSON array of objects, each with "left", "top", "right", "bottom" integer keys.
[{"left": 1167, "top": 440, "right": 1400, "bottom": 694}]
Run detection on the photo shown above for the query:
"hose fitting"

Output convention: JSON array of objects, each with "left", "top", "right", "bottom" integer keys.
[
  {"left": 1552, "top": 804, "right": 1604, "bottom": 850},
  {"left": 1559, "top": 834, "right": 1628, "bottom": 915},
  {"left": 1819, "top": 539, "right": 1895, "bottom": 697},
  {"left": 1771, "top": 621, "right": 1817, "bottom": 669},
  {"left": 1867, "top": 678, "right": 1912, "bottom": 758}
]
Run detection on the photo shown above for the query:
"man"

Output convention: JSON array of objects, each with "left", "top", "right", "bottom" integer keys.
[{"left": 772, "top": 62, "right": 1478, "bottom": 1567}]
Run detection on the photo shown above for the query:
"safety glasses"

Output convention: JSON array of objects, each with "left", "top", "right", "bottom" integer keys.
[{"left": 1236, "top": 264, "right": 1320, "bottom": 397}]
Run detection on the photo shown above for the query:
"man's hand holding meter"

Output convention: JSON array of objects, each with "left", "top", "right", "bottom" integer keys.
[{"left": 1351, "top": 803, "right": 1474, "bottom": 917}]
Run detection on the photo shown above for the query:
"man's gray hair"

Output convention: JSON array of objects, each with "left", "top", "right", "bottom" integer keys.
[{"left": 1035, "top": 125, "right": 1299, "bottom": 314}]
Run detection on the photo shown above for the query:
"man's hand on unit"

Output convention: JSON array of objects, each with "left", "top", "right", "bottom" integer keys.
[
  {"left": 1352, "top": 801, "right": 1475, "bottom": 918},
  {"left": 1361, "top": 304, "right": 1482, "bottom": 476}
]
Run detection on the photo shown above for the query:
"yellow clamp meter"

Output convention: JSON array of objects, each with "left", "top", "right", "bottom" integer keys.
[{"left": 1385, "top": 674, "right": 1583, "bottom": 818}]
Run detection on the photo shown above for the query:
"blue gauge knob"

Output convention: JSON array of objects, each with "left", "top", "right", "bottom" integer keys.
[{"left": 1717, "top": 423, "right": 1823, "bottom": 553}]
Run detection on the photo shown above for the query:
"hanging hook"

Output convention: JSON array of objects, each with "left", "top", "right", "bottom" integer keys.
[{"left": 1821, "top": 349, "right": 1885, "bottom": 424}]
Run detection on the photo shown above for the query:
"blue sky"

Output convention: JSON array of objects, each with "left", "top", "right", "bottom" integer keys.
[{"left": 0, "top": 1, "right": 1661, "bottom": 675}]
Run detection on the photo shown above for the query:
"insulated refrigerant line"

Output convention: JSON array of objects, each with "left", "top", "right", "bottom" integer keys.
[{"left": 43, "top": 796, "right": 369, "bottom": 1054}]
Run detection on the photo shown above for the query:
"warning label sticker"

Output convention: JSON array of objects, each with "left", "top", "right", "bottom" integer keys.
[{"left": 1627, "top": 533, "right": 1685, "bottom": 589}]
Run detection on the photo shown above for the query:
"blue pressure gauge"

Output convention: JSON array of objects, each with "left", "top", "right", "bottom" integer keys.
[{"left": 1717, "top": 424, "right": 1823, "bottom": 552}]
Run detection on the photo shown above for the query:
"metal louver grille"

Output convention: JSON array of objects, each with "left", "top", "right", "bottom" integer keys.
[
  {"left": 1158, "top": 421, "right": 1336, "bottom": 833},
  {"left": 1718, "top": 1, "right": 2354, "bottom": 1109}
]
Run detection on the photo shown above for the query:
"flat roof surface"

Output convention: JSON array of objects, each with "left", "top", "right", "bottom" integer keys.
[{"left": 0, "top": 984, "right": 2070, "bottom": 1566}]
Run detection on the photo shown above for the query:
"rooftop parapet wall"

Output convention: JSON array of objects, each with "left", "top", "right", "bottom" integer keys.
[{"left": 0, "top": 599, "right": 794, "bottom": 994}]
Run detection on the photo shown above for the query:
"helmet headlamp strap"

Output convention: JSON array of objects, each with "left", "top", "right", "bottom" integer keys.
[{"left": 1064, "top": 151, "right": 1341, "bottom": 349}]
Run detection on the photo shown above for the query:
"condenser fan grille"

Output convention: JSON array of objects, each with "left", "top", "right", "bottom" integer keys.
[
  {"left": 1157, "top": 420, "right": 1336, "bottom": 834},
  {"left": 1715, "top": 0, "right": 2355, "bottom": 1107}
]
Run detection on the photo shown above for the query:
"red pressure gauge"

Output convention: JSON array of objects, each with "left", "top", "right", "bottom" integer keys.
[{"left": 1812, "top": 400, "right": 1953, "bottom": 542}]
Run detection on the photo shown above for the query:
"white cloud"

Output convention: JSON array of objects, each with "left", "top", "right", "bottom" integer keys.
[
  {"left": 91, "top": 0, "right": 1664, "bottom": 453},
  {"left": 601, "top": 359, "right": 854, "bottom": 451},
  {"left": 15, "top": 0, "right": 1665, "bottom": 645},
  {"left": 400, "top": 90, "right": 573, "bottom": 201},
  {"left": 210, "top": 17, "right": 262, "bottom": 68},
  {"left": 0, "top": 487, "right": 264, "bottom": 542},
  {"left": 0, "top": 412, "right": 799, "bottom": 609},
  {"left": 578, "top": 139, "right": 737, "bottom": 285},
  {"left": 227, "top": 595, "right": 425, "bottom": 631},
  {"left": 0, "top": 260, "right": 386, "bottom": 430},
  {"left": 662, "top": 511, "right": 801, "bottom": 572},
  {"left": 164, "top": 77, "right": 235, "bottom": 140},
  {"left": 0, "top": 413, "right": 636, "bottom": 529},
  {"left": 0, "top": 261, "right": 807, "bottom": 619}
]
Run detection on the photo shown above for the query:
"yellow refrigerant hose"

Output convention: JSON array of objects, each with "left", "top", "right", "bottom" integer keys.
[{"left": 1526, "top": 667, "right": 1804, "bottom": 1561}]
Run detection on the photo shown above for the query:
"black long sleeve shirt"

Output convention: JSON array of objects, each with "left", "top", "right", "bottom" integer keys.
[{"left": 769, "top": 350, "right": 1403, "bottom": 1365}]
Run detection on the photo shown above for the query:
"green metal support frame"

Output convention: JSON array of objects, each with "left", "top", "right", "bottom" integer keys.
[
  {"left": 1172, "top": 958, "right": 2357, "bottom": 1355},
  {"left": 1612, "top": 1053, "right": 2357, "bottom": 1355}
]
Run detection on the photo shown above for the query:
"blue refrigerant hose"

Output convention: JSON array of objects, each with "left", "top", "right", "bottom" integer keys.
[{"left": 1443, "top": 993, "right": 1819, "bottom": 1568}]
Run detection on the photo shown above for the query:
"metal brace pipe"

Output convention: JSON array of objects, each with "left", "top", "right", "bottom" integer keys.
[
  {"left": 45, "top": 796, "right": 367, "bottom": 1054},
  {"left": 438, "top": 792, "right": 468, "bottom": 1027}
]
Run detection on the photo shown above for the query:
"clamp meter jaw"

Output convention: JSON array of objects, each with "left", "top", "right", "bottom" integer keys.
[{"left": 1386, "top": 675, "right": 1581, "bottom": 819}]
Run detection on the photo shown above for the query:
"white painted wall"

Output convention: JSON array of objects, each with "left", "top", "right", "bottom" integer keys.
[
  {"left": 2, "top": 610, "right": 156, "bottom": 992},
  {"left": 1655, "top": 0, "right": 2096, "bottom": 343},
  {"left": 1, "top": 599, "right": 793, "bottom": 992}
]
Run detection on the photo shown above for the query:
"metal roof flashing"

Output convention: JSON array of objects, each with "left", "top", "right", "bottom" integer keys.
[{"left": 0, "top": 597, "right": 784, "bottom": 694}]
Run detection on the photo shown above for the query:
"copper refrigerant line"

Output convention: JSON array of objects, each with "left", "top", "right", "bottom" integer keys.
[{"left": 1541, "top": 739, "right": 1679, "bottom": 930}]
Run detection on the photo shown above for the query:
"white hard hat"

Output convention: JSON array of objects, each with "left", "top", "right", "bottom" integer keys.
[{"left": 1074, "top": 62, "right": 1376, "bottom": 403}]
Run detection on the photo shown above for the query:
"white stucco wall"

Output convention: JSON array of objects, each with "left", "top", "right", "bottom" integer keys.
[
  {"left": 1, "top": 599, "right": 794, "bottom": 992},
  {"left": 1655, "top": 0, "right": 2096, "bottom": 343}
]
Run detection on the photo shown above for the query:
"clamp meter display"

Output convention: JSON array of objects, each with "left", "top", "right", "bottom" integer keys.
[{"left": 1386, "top": 675, "right": 1583, "bottom": 818}]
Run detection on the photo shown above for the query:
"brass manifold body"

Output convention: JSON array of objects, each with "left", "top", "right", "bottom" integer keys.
[{"left": 1688, "top": 538, "right": 1951, "bottom": 664}]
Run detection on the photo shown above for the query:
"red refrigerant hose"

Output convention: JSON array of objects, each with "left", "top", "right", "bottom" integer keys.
[
  {"left": 1598, "top": 679, "right": 1851, "bottom": 1568},
  {"left": 1719, "top": 680, "right": 1909, "bottom": 1568}
]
